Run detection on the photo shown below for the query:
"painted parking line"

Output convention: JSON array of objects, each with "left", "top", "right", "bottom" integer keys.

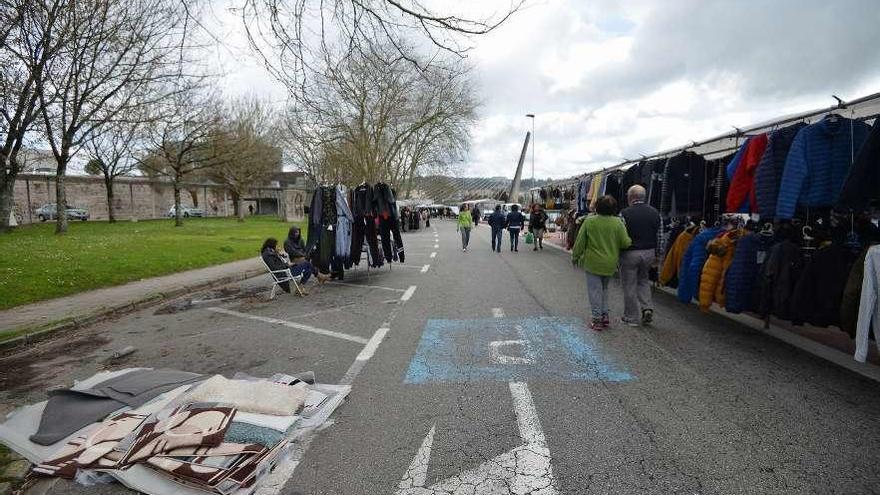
[
  {"left": 207, "top": 307, "right": 368, "bottom": 344},
  {"left": 327, "top": 281, "right": 405, "bottom": 292},
  {"left": 492, "top": 307, "right": 505, "bottom": 318},
  {"left": 434, "top": 244, "right": 439, "bottom": 249},
  {"left": 420, "top": 264, "right": 430, "bottom": 273},
  {"left": 338, "top": 327, "right": 390, "bottom": 386},
  {"left": 400, "top": 285, "right": 417, "bottom": 301},
  {"left": 429, "top": 252, "right": 437, "bottom": 259}
]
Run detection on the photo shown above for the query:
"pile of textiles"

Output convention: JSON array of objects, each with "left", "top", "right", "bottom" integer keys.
[{"left": 0, "top": 368, "right": 349, "bottom": 495}]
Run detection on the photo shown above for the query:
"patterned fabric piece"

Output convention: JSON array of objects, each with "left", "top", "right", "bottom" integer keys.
[
  {"left": 144, "top": 442, "right": 266, "bottom": 487},
  {"left": 34, "top": 413, "right": 146, "bottom": 478},
  {"left": 117, "top": 403, "right": 234, "bottom": 466}
]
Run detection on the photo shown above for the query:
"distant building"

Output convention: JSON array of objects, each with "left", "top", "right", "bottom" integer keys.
[{"left": 18, "top": 148, "right": 56, "bottom": 175}]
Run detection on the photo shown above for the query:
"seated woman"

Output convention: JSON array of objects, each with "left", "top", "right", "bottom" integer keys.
[
  {"left": 261, "top": 238, "right": 325, "bottom": 295},
  {"left": 283, "top": 226, "right": 308, "bottom": 264}
]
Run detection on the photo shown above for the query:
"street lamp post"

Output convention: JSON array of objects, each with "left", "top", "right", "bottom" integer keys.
[{"left": 525, "top": 114, "right": 535, "bottom": 185}]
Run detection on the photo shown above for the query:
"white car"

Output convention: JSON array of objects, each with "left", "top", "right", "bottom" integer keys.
[{"left": 167, "top": 206, "right": 204, "bottom": 218}]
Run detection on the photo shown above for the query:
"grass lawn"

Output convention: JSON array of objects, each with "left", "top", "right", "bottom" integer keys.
[{"left": 0, "top": 216, "right": 304, "bottom": 310}]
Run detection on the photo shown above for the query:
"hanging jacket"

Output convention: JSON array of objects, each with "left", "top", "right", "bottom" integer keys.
[
  {"left": 660, "top": 227, "right": 695, "bottom": 287},
  {"left": 588, "top": 174, "right": 604, "bottom": 211},
  {"left": 698, "top": 233, "right": 738, "bottom": 311},
  {"left": 776, "top": 116, "right": 871, "bottom": 219},
  {"left": 727, "top": 133, "right": 768, "bottom": 213},
  {"left": 620, "top": 165, "right": 641, "bottom": 207},
  {"left": 306, "top": 188, "right": 323, "bottom": 254},
  {"left": 759, "top": 239, "right": 802, "bottom": 321},
  {"left": 334, "top": 185, "right": 354, "bottom": 263},
  {"left": 724, "top": 232, "right": 760, "bottom": 314},
  {"left": 373, "top": 182, "right": 397, "bottom": 219},
  {"left": 677, "top": 227, "right": 722, "bottom": 303},
  {"left": 662, "top": 151, "right": 707, "bottom": 216},
  {"left": 789, "top": 243, "right": 853, "bottom": 327},
  {"left": 838, "top": 121, "right": 880, "bottom": 210},
  {"left": 840, "top": 247, "right": 869, "bottom": 338},
  {"left": 726, "top": 138, "right": 750, "bottom": 185},
  {"left": 351, "top": 183, "right": 375, "bottom": 217},
  {"left": 854, "top": 245, "right": 880, "bottom": 363},
  {"left": 754, "top": 123, "right": 806, "bottom": 220}
]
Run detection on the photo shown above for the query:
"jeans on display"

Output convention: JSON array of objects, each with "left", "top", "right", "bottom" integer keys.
[
  {"left": 586, "top": 271, "right": 610, "bottom": 319},
  {"left": 620, "top": 249, "right": 655, "bottom": 321},
  {"left": 491, "top": 227, "right": 503, "bottom": 252},
  {"left": 509, "top": 228, "right": 521, "bottom": 250},
  {"left": 460, "top": 227, "right": 471, "bottom": 249}
]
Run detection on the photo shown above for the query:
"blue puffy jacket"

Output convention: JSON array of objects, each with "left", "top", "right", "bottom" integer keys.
[
  {"left": 753, "top": 123, "right": 806, "bottom": 220},
  {"left": 724, "top": 233, "right": 760, "bottom": 314},
  {"left": 775, "top": 116, "right": 871, "bottom": 219},
  {"left": 677, "top": 227, "right": 722, "bottom": 303}
]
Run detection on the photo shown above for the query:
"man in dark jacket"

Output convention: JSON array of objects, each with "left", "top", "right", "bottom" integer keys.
[
  {"left": 620, "top": 185, "right": 661, "bottom": 326},
  {"left": 505, "top": 205, "right": 525, "bottom": 252},
  {"left": 487, "top": 205, "right": 506, "bottom": 253},
  {"left": 528, "top": 205, "right": 549, "bottom": 251},
  {"left": 472, "top": 206, "right": 481, "bottom": 227}
]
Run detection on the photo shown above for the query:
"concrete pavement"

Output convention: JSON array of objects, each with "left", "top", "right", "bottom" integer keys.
[{"left": 2, "top": 220, "right": 880, "bottom": 494}]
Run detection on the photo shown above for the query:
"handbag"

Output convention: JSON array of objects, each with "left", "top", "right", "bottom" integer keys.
[{"left": 525, "top": 231, "right": 534, "bottom": 244}]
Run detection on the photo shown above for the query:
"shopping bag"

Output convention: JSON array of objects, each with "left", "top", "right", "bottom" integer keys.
[{"left": 525, "top": 232, "right": 534, "bottom": 244}]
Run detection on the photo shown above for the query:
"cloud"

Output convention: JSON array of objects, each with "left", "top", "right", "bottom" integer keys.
[{"left": 465, "top": 0, "right": 880, "bottom": 179}]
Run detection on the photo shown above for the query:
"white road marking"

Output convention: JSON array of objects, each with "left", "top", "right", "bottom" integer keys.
[
  {"left": 397, "top": 424, "right": 435, "bottom": 490},
  {"left": 429, "top": 252, "right": 437, "bottom": 259},
  {"left": 356, "top": 326, "right": 389, "bottom": 361},
  {"left": 327, "top": 281, "right": 405, "bottom": 292},
  {"left": 396, "top": 382, "right": 557, "bottom": 494},
  {"left": 400, "top": 285, "right": 417, "bottom": 301},
  {"left": 433, "top": 244, "right": 439, "bottom": 249},
  {"left": 206, "top": 307, "right": 368, "bottom": 344},
  {"left": 489, "top": 340, "right": 533, "bottom": 365},
  {"left": 492, "top": 307, "right": 505, "bottom": 318},
  {"left": 420, "top": 264, "right": 430, "bottom": 273}
]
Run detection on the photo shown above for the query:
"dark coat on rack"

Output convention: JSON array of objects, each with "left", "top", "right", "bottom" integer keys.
[
  {"left": 724, "top": 232, "right": 760, "bottom": 314},
  {"left": 759, "top": 239, "right": 802, "bottom": 321},
  {"left": 838, "top": 120, "right": 880, "bottom": 210},
  {"left": 754, "top": 123, "right": 807, "bottom": 220},
  {"left": 789, "top": 243, "right": 853, "bottom": 327},
  {"left": 663, "top": 151, "right": 707, "bottom": 216},
  {"left": 840, "top": 247, "right": 869, "bottom": 338}
]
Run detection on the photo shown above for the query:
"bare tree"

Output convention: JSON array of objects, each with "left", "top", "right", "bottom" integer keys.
[
  {"left": 209, "top": 96, "right": 281, "bottom": 221},
  {"left": 0, "top": 0, "right": 68, "bottom": 232},
  {"left": 281, "top": 45, "right": 477, "bottom": 189},
  {"left": 239, "top": 0, "right": 523, "bottom": 92},
  {"left": 38, "top": 0, "right": 200, "bottom": 234},
  {"left": 141, "top": 89, "right": 221, "bottom": 227},
  {"left": 83, "top": 118, "right": 144, "bottom": 222}
]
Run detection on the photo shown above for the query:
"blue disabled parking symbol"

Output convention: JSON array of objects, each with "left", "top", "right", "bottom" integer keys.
[{"left": 404, "top": 316, "right": 634, "bottom": 384}]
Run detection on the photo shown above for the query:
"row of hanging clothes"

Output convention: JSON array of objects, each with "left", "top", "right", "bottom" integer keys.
[
  {"left": 307, "top": 182, "right": 405, "bottom": 278},
  {"left": 648, "top": 114, "right": 880, "bottom": 363}
]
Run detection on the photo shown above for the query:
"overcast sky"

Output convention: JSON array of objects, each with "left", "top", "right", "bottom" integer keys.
[{"left": 210, "top": 0, "right": 880, "bottom": 179}]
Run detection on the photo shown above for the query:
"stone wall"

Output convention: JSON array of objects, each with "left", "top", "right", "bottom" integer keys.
[{"left": 12, "top": 174, "right": 308, "bottom": 224}]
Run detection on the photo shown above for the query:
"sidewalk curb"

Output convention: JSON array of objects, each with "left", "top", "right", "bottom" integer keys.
[{"left": 0, "top": 268, "right": 265, "bottom": 353}]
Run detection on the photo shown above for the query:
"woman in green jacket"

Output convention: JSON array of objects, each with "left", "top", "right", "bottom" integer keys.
[
  {"left": 571, "top": 195, "right": 632, "bottom": 330},
  {"left": 457, "top": 204, "right": 474, "bottom": 252}
]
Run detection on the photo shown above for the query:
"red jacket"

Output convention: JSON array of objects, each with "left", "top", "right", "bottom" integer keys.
[{"left": 726, "top": 133, "right": 768, "bottom": 213}]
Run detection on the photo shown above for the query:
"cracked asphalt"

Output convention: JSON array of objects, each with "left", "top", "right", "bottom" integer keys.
[{"left": 2, "top": 220, "right": 880, "bottom": 494}]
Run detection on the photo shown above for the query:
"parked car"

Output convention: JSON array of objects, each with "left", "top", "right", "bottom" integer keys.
[
  {"left": 35, "top": 203, "right": 89, "bottom": 222},
  {"left": 167, "top": 205, "right": 204, "bottom": 218}
]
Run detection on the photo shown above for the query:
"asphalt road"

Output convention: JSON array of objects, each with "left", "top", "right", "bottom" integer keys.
[{"left": 2, "top": 219, "right": 880, "bottom": 494}]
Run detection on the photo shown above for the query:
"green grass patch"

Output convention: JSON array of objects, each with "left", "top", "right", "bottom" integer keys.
[{"left": 0, "top": 216, "right": 304, "bottom": 310}]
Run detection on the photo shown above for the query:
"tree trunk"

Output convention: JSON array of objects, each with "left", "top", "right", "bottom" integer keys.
[
  {"left": 103, "top": 173, "right": 116, "bottom": 223},
  {"left": 0, "top": 171, "right": 15, "bottom": 233},
  {"left": 55, "top": 172, "right": 68, "bottom": 234},
  {"left": 232, "top": 191, "right": 240, "bottom": 217},
  {"left": 173, "top": 181, "right": 183, "bottom": 227},
  {"left": 54, "top": 145, "right": 70, "bottom": 234},
  {"left": 236, "top": 194, "right": 244, "bottom": 222}
]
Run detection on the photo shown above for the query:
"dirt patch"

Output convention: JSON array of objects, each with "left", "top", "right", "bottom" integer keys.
[
  {"left": 154, "top": 286, "right": 267, "bottom": 314},
  {"left": 0, "top": 332, "right": 110, "bottom": 393}
]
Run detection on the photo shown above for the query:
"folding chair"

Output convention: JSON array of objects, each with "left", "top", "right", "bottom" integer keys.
[{"left": 261, "top": 257, "right": 304, "bottom": 299}]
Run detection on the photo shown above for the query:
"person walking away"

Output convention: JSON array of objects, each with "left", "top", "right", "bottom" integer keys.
[
  {"left": 529, "top": 204, "right": 549, "bottom": 251},
  {"left": 488, "top": 205, "right": 506, "bottom": 253},
  {"left": 571, "top": 196, "right": 632, "bottom": 330},
  {"left": 472, "top": 205, "right": 481, "bottom": 227},
  {"left": 619, "top": 185, "right": 661, "bottom": 326},
  {"left": 506, "top": 204, "right": 525, "bottom": 252},
  {"left": 457, "top": 204, "right": 474, "bottom": 252}
]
